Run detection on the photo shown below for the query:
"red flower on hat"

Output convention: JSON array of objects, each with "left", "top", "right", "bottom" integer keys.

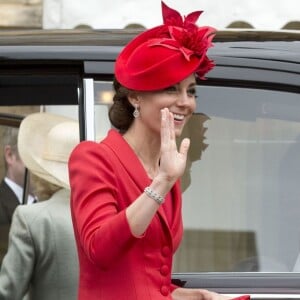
[
  {"left": 151, "top": 1, "right": 216, "bottom": 79},
  {"left": 162, "top": 1, "right": 203, "bottom": 28}
]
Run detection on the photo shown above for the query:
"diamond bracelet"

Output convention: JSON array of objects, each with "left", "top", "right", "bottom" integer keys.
[{"left": 144, "top": 186, "right": 164, "bottom": 205}]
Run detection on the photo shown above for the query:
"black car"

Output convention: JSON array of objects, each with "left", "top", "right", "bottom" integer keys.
[{"left": 0, "top": 29, "right": 300, "bottom": 299}]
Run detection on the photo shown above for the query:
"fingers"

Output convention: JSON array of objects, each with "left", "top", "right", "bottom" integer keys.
[
  {"left": 168, "top": 109, "right": 175, "bottom": 142},
  {"left": 159, "top": 108, "right": 189, "bottom": 181},
  {"left": 161, "top": 108, "right": 175, "bottom": 145},
  {"left": 179, "top": 137, "right": 190, "bottom": 157},
  {"left": 160, "top": 108, "right": 167, "bottom": 144}
]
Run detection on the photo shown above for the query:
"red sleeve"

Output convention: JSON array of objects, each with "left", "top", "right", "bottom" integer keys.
[{"left": 68, "top": 141, "right": 139, "bottom": 270}]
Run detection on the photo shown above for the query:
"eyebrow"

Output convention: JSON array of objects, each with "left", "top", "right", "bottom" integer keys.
[
  {"left": 174, "top": 82, "right": 196, "bottom": 89},
  {"left": 182, "top": 82, "right": 196, "bottom": 89}
]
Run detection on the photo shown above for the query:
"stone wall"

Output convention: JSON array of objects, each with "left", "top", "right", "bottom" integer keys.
[
  {"left": 0, "top": 0, "right": 42, "bottom": 29},
  {"left": 42, "top": 0, "right": 300, "bottom": 30},
  {"left": 0, "top": 0, "right": 298, "bottom": 30}
]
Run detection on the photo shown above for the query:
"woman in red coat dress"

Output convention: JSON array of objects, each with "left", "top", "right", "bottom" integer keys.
[{"left": 69, "top": 2, "right": 250, "bottom": 300}]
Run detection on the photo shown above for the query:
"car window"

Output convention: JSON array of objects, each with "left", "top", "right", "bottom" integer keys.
[
  {"left": 0, "top": 105, "right": 79, "bottom": 263},
  {"left": 176, "top": 85, "right": 300, "bottom": 273},
  {"left": 93, "top": 81, "right": 300, "bottom": 273}
]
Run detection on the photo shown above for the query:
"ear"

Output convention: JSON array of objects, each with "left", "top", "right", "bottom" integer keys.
[
  {"left": 127, "top": 92, "right": 140, "bottom": 107},
  {"left": 4, "top": 145, "right": 14, "bottom": 165}
]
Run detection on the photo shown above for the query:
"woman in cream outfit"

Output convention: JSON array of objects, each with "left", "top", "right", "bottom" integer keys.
[{"left": 0, "top": 113, "right": 80, "bottom": 300}]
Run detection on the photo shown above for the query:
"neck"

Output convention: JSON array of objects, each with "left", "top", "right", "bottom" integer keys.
[{"left": 123, "top": 128, "right": 160, "bottom": 179}]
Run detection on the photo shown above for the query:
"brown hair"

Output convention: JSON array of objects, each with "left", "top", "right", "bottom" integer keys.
[
  {"left": 30, "top": 173, "right": 61, "bottom": 201},
  {"left": 108, "top": 78, "right": 135, "bottom": 133}
]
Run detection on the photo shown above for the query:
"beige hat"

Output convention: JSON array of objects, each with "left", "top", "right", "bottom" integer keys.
[{"left": 18, "top": 112, "right": 79, "bottom": 190}]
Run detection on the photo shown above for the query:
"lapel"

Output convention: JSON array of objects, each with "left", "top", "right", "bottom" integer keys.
[
  {"left": 0, "top": 180, "right": 20, "bottom": 222},
  {"left": 102, "top": 129, "right": 179, "bottom": 233},
  {"left": 103, "top": 129, "right": 150, "bottom": 191}
]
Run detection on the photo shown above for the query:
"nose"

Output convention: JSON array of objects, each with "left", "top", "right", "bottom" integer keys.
[{"left": 176, "top": 90, "right": 195, "bottom": 107}]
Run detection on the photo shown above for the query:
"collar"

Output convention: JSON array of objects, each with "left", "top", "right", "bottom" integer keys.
[{"left": 4, "top": 177, "right": 36, "bottom": 204}]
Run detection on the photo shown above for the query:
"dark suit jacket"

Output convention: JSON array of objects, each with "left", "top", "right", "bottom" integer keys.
[{"left": 0, "top": 179, "right": 20, "bottom": 264}]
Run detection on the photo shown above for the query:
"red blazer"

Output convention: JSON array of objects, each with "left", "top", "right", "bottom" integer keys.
[{"left": 69, "top": 129, "right": 183, "bottom": 300}]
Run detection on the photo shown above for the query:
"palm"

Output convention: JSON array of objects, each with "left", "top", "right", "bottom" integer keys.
[{"left": 158, "top": 108, "right": 190, "bottom": 183}]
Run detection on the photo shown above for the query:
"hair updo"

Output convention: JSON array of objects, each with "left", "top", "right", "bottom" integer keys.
[{"left": 109, "top": 77, "right": 135, "bottom": 133}]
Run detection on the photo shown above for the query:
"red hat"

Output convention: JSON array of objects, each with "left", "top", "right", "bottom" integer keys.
[{"left": 115, "top": 1, "right": 216, "bottom": 91}]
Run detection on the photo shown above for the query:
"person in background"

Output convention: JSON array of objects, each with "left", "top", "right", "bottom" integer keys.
[
  {"left": 0, "top": 127, "right": 35, "bottom": 265},
  {"left": 0, "top": 113, "right": 79, "bottom": 300},
  {"left": 69, "top": 1, "right": 250, "bottom": 300}
]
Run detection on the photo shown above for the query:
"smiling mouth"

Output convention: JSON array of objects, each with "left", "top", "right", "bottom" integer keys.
[{"left": 173, "top": 113, "right": 185, "bottom": 121}]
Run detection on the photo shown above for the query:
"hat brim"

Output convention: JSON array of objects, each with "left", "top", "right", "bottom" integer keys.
[
  {"left": 18, "top": 113, "right": 78, "bottom": 189},
  {"left": 115, "top": 26, "right": 203, "bottom": 91}
]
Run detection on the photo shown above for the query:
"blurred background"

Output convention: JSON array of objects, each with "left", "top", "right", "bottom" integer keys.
[{"left": 0, "top": 0, "right": 299, "bottom": 31}]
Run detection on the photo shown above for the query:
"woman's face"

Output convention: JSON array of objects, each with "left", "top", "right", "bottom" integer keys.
[{"left": 135, "top": 74, "right": 197, "bottom": 137}]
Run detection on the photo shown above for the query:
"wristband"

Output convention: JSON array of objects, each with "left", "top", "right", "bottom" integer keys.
[{"left": 144, "top": 186, "right": 164, "bottom": 205}]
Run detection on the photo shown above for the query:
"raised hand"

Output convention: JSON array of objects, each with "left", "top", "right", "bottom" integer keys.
[{"left": 157, "top": 107, "right": 190, "bottom": 185}]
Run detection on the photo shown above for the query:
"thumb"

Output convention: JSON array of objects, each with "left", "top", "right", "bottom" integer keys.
[{"left": 179, "top": 138, "right": 190, "bottom": 158}]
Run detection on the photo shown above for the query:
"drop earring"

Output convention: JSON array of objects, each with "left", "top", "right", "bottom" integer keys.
[{"left": 133, "top": 103, "right": 140, "bottom": 118}]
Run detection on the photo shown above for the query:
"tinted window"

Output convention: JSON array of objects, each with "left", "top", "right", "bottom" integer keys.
[
  {"left": 93, "top": 81, "right": 300, "bottom": 274},
  {"left": 175, "top": 86, "right": 300, "bottom": 272}
]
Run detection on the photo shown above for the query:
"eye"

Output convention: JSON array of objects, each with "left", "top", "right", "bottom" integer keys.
[{"left": 187, "top": 88, "right": 197, "bottom": 98}]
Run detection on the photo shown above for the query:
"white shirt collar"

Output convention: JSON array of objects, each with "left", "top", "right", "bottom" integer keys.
[{"left": 4, "top": 177, "right": 36, "bottom": 204}]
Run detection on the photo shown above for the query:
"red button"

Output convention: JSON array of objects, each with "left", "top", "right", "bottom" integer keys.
[
  {"left": 161, "top": 246, "right": 171, "bottom": 257},
  {"left": 160, "top": 285, "right": 169, "bottom": 296},
  {"left": 160, "top": 265, "right": 169, "bottom": 276}
]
